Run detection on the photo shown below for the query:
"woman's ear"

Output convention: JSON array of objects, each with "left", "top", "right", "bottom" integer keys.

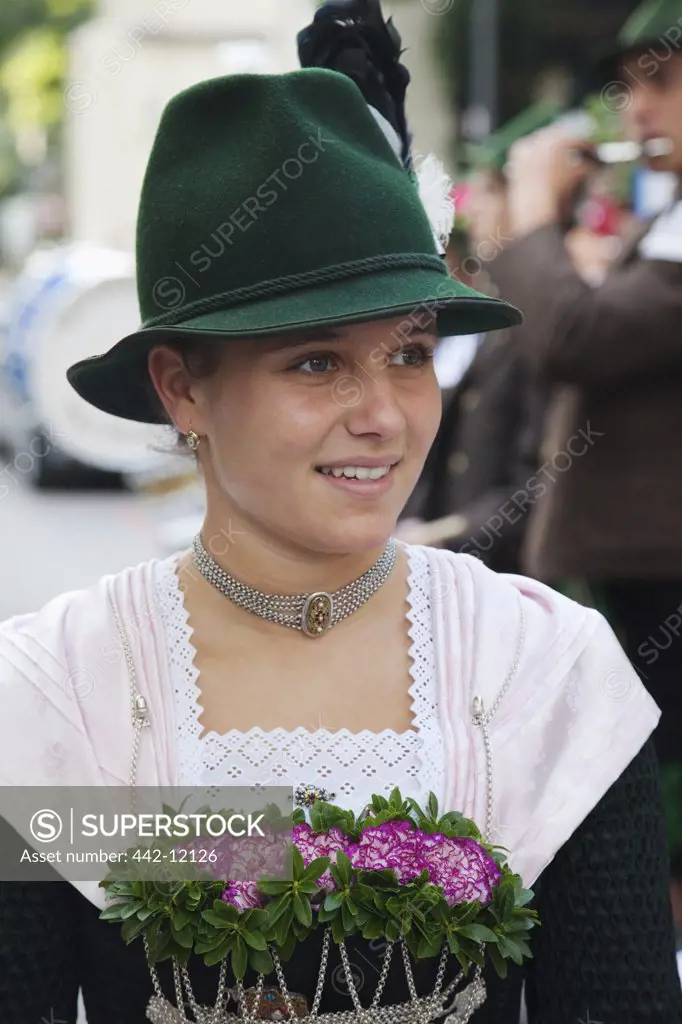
[{"left": 147, "top": 345, "right": 203, "bottom": 433}]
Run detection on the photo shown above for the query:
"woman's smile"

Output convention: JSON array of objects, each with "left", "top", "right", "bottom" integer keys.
[{"left": 314, "top": 459, "right": 401, "bottom": 497}]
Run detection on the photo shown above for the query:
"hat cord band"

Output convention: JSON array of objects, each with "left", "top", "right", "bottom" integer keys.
[{"left": 142, "top": 252, "right": 447, "bottom": 329}]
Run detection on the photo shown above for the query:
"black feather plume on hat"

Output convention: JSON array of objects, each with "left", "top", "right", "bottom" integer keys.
[{"left": 297, "top": 0, "right": 413, "bottom": 172}]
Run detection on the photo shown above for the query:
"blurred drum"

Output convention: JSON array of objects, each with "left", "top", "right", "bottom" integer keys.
[{"left": 1, "top": 243, "right": 177, "bottom": 475}]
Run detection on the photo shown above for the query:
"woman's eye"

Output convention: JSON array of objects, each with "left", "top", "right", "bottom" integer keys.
[
  {"left": 292, "top": 344, "right": 434, "bottom": 374},
  {"left": 391, "top": 344, "right": 435, "bottom": 367},
  {"left": 295, "top": 355, "right": 337, "bottom": 374}
]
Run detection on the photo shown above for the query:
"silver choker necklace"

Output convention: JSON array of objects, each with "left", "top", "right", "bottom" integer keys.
[{"left": 191, "top": 533, "right": 397, "bottom": 638}]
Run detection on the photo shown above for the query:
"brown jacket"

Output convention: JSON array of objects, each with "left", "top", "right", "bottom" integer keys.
[
  {"left": 401, "top": 331, "right": 546, "bottom": 573},
  {"left": 490, "top": 218, "right": 682, "bottom": 581}
]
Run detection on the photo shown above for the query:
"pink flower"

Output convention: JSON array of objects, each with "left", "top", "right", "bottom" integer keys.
[
  {"left": 292, "top": 821, "right": 501, "bottom": 906},
  {"left": 349, "top": 822, "right": 424, "bottom": 882},
  {"left": 418, "top": 835, "right": 500, "bottom": 905},
  {"left": 221, "top": 881, "right": 264, "bottom": 910},
  {"left": 293, "top": 824, "right": 347, "bottom": 889},
  {"left": 184, "top": 832, "right": 287, "bottom": 883}
]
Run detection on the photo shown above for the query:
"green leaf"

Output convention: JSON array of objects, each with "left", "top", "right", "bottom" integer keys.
[
  {"left": 171, "top": 908, "right": 193, "bottom": 932},
  {"left": 276, "top": 930, "right": 298, "bottom": 962},
  {"left": 458, "top": 937, "right": 485, "bottom": 967},
  {"left": 245, "top": 908, "right": 270, "bottom": 932},
  {"left": 347, "top": 881, "right": 374, "bottom": 902},
  {"left": 360, "top": 917, "right": 384, "bottom": 940},
  {"left": 202, "top": 910, "right": 234, "bottom": 930},
  {"left": 291, "top": 917, "right": 310, "bottom": 941},
  {"left": 249, "top": 946, "right": 274, "bottom": 975},
  {"left": 215, "top": 899, "right": 240, "bottom": 919},
  {"left": 453, "top": 900, "right": 481, "bottom": 926},
  {"left": 242, "top": 929, "right": 268, "bottom": 951},
  {"left": 385, "top": 896, "right": 402, "bottom": 916},
  {"left": 274, "top": 906, "right": 294, "bottom": 947},
  {"left": 323, "top": 892, "right": 343, "bottom": 911},
  {"left": 487, "top": 941, "right": 508, "bottom": 979},
  {"left": 145, "top": 918, "right": 162, "bottom": 950},
  {"left": 263, "top": 895, "right": 292, "bottom": 927},
  {"left": 417, "top": 934, "right": 443, "bottom": 958},
  {"left": 258, "top": 880, "right": 294, "bottom": 896},
  {"left": 119, "top": 901, "right": 143, "bottom": 920},
  {"left": 504, "top": 913, "right": 535, "bottom": 934},
  {"left": 302, "top": 856, "right": 331, "bottom": 881},
  {"left": 341, "top": 900, "right": 356, "bottom": 933},
  {"left": 454, "top": 949, "right": 472, "bottom": 975},
  {"left": 331, "top": 913, "right": 347, "bottom": 944},
  {"left": 497, "top": 935, "right": 525, "bottom": 965},
  {"left": 172, "top": 924, "right": 194, "bottom": 949},
  {"left": 362, "top": 869, "right": 399, "bottom": 890},
  {"left": 494, "top": 884, "right": 515, "bottom": 921},
  {"left": 459, "top": 924, "right": 498, "bottom": 943},
  {"left": 291, "top": 846, "right": 305, "bottom": 878},
  {"left": 332, "top": 850, "right": 353, "bottom": 887},
  {"left": 293, "top": 893, "right": 313, "bottom": 928},
  {"left": 515, "top": 887, "right": 535, "bottom": 908},
  {"left": 203, "top": 937, "right": 232, "bottom": 967},
  {"left": 513, "top": 938, "right": 533, "bottom": 959},
  {"left": 120, "top": 916, "right": 149, "bottom": 943},
  {"left": 195, "top": 933, "right": 229, "bottom": 955},
  {"left": 174, "top": 943, "right": 192, "bottom": 967},
  {"left": 298, "top": 880, "right": 323, "bottom": 895},
  {"left": 100, "top": 903, "right": 128, "bottom": 921},
  {"left": 232, "top": 938, "right": 248, "bottom": 979}
]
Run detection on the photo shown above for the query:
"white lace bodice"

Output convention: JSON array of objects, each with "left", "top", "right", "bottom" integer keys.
[{"left": 154, "top": 544, "right": 446, "bottom": 816}]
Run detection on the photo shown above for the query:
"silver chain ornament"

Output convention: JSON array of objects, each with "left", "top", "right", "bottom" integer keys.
[
  {"left": 191, "top": 534, "right": 397, "bottom": 638},
  {"left": 108, "top": 583, "right": 526, "bottom": 1022}
]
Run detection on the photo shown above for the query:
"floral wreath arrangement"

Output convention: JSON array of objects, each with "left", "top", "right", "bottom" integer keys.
[{"left": 101, "top": 787, "right": 538, "bottom": 1023}]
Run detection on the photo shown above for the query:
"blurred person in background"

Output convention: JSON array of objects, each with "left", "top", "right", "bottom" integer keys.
[
  {"left": 494, "top": 0, "right": 682, "bottom": 925},
  {"left": 396, "top": 106, "right": 558, "bottom": 574}
]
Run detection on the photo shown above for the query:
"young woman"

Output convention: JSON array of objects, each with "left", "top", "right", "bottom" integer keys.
[{"left": 0, "top": 65, "right": 681, "bottom": 1024}]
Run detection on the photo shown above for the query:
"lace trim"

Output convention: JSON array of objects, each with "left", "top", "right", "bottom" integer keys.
[
  {"left": 404, "top": 543, "right": 445, "bottom": 799},
  {"left": 154, "top": 544, "right": 445, "bottom": 804}
]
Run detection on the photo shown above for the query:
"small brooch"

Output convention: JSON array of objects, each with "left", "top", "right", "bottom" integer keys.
[{"left": 293, "top": 783, "right": 336, "bottom": 808}]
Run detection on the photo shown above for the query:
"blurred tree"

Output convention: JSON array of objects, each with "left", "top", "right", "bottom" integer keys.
[
  {"left": 0, "top": 0, "right": 93, "bottom": 58},
  {"left": 1, "top": 28, "right": 66, "bottom": 134},
  {"left": 0, "top": 0, "right": 95, "bottom": 196}
]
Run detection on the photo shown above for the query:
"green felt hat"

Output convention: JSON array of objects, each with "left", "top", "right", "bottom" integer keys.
[
  {"left": 466, "top": 101, "right": 564, "bottom": 173},
  {"left": 67, "top": 69, "right": 521, "bottom": 424},
  {"left": 595, "top": 0, "right": 680, "bottom": 83}
]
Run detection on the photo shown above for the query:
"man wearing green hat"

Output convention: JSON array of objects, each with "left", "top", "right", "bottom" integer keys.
[
  {"left": 396, "top": 104, "right": 558, "bottom": 572},
  {"left": 492, "top": 0, "right": 682, "bottom": 923}
]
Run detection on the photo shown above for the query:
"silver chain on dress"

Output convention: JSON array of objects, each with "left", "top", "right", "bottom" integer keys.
[
  {"left": 191, "top": 534, "right": 397, "bottom": 637},
  {"left": 107, "top": 581, "right": 527, "bottom": 1023}
]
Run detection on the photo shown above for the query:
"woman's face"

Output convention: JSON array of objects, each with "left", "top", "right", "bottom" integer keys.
[{"left": 151, "top": 315, "right": 442, "bottom": 555}]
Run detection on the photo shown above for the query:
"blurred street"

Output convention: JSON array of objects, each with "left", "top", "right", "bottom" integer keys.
[{"left": 0, "top": 478, "right": 163, "bottom": 620}]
